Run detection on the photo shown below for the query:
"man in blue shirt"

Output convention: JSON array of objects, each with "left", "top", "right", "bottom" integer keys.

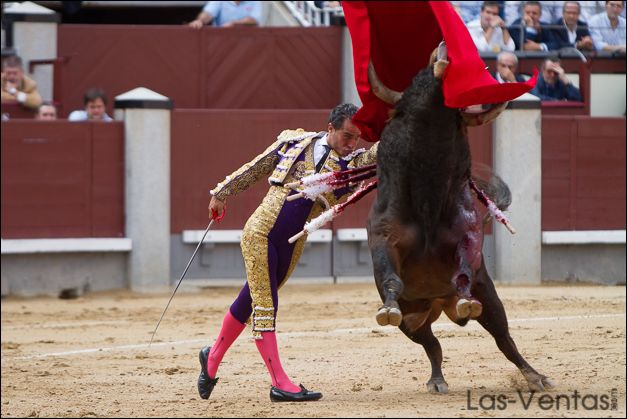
[
  {"left": 189, "top": 1, "right": 262, "bottom": 28},
  {"left": 530, "top": 57, "right": 582, "bottom": 101},
  {"left": 588, "top": 1, "right": 626, "bottom": 53}
]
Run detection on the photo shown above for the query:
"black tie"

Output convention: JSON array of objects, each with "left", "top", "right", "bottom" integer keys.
[{"left": 315, "top": 145, "right": 331, "bottom": 173}]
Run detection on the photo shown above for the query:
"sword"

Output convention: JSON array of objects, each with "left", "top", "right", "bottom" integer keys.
[{"left": 149, "top": 219, "right": 215, "bottom": 346}]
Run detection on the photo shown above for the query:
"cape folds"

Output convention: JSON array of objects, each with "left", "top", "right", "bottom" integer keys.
[{"left": 343, "top": 1, "right": 538, "bottom": 142}]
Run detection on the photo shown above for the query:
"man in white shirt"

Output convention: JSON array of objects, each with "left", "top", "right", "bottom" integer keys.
[
  {"left": 68, "top": 88, "right": 113, "bottom": 122},
  {"left": 588, "top": 0, "right": 626, "bottom": 52},
  {"left": 467, "top": 1, "right": 516, "bottom": 52},
  {"left": 493, "top": 51, "right": 528, "bottom": 83}
]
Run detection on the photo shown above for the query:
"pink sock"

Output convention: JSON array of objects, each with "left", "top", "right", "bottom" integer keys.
[
  {"left": 207, "top": 310, "right": 246, "bottom": 378},
  {"left": 255, "top": 331, "right": 301, "bottom": 393}
]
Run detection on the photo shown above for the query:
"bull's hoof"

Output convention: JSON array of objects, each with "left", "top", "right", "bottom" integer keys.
[
  {"left": 456, "top": 298, "right": 482, "bottom": 319},
  {"left": 524, "top": 373, "right": 557, "bottom": 392},
  {"left": 376, "top": 306, "right": 402, "bottom": 327},
  {"left": 426, "top": 377, "right": 449, "bottom": 394}
]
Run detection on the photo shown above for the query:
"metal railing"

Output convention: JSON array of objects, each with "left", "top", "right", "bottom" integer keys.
[{"left": 282, "top": 1, "right": 343, "bottom": 27}]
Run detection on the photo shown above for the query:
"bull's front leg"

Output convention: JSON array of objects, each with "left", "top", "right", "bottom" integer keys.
[
  {"left": 453, "top": 233, "right": 484, "bottom": 319},
  {"left": 370, "top": 240, "right": 404, "bottom": 327},
  {"left": 453, "top": 188, "right": 484, "bottom": 319}
]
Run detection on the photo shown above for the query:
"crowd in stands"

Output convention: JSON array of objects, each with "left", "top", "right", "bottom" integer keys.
[
  {"left": 1, "top": 54, "right": 113, "bottom": 121},
  {"left": 2, "top": 1, "right": 624, "bottom": 115},
  {"left": 459, "top": 1, "right": 625, "bottom": 54}
]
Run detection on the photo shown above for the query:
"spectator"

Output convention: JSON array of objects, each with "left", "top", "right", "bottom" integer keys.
[
  {"left": 35, "top": 102, "right": 57, "bottom": 120},
  {"left": 552, "top": 1, "right": 595, "bottom": 50},
  {"left": 506, "top": 2, "right": 607, "bottom": 24},
  {"left": 1, "top": 55, "right": 43, "bottom": 110},
  {"left": 509, "top": 1, "right": 560, "bottom": 50},
  {"left": 68, "top": 88, "right": 113, "bottom": 122},
  {"left": 188, "top": 1, "right": 262, "bottom": 28},
  {"left": 493, "top": 51, "right": 528, "bottom": 82},
  {"left": 468, "top": 1, "right": 516, "bottom": 52},
  {"left": 588, "top": 1, "right": 626, "bottom": 52},
  {"left": 530, "top": 57, "right": 583, "bottom": 100},
  {"left": 314, "top": 1, "right": 340, "bottom": 8}
]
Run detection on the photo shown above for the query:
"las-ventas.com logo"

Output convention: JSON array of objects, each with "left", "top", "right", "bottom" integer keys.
[{"left": 466, "top": 389, "right": 618, "bottom": 411}]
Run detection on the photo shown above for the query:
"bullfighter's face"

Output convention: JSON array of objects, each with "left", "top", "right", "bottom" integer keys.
[{"left": 327, "top": 118, "right": 361, "bottom": 157}]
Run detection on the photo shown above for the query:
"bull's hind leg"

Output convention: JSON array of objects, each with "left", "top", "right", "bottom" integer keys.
[
  {"left": 370, "top": 242, "right": 404, "bottom": 327},
  {"left": 473, "top": 260, "right": 556, "bottom": 391},
  {"left": 400, "top": 316, "right": 449, "bottom": 394}
]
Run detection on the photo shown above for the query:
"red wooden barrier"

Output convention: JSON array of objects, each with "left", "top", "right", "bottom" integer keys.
[
  {"left": 542, "top": 116, "right": 626, "bottom": 230},
  {"left": 171, "top": 109, "right": 331, "bottom": 232},
  {"left": 1, "top": 120, "right": 124, "bottom": 238},
  {"left": 58, "top": 26, "right": 342, "bottom": 117}
]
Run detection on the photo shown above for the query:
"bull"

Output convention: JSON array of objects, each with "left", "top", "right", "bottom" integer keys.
[{"left": 366, "top": 44, "right": 555, "bottom": 393}]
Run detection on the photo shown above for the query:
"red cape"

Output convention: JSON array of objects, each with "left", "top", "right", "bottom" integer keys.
[{"left": 343, "top": 1, "right": 538, "bottom": 142}]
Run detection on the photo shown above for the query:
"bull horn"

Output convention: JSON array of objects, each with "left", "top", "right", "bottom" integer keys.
[
  {"left": 431, "top": 41, "right": 449, "bottom": 79},
  {"left": 461, "top": 102, "right": 508, "bottom": 126},
  {"left": 368, "top": 61, "right": 402, "bottom": 105}
]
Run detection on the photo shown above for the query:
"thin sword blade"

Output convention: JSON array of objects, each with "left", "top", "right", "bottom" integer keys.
[{"left": 149, "top": 219, "right": 215, "bottom": 346}]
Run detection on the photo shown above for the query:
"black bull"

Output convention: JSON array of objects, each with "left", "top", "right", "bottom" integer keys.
[{"left": 366, "top": 50, "right": 555, "bottom": 393}]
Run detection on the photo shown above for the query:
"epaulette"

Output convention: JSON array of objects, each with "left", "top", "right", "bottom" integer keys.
[{"left": 276, "top": 129, "right": 319, "bottom": 145}]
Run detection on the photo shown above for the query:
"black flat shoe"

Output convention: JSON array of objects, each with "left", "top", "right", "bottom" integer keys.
[
  {"left": 269, "top": 384, "right": 323, "bottom": 402},
  {"left": 197, "top": 346, "right": 219, "bottom": 400}
]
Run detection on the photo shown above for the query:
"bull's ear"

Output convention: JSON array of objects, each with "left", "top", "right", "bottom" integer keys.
[{"left": 461, "top": 102, "right": 508, "bottom": 126}]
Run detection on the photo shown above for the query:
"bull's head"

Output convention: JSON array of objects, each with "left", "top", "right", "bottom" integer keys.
[{"left": 368, "top": 41, "right": 508, "bottom": 127}]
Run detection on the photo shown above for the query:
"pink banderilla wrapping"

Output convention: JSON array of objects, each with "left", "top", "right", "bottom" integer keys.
[
  {"left": 288, "top": 178, "right": 378, "bottom": 243},
  {"left": 469, "top": 178, "right": 516, "bottom": 234}
]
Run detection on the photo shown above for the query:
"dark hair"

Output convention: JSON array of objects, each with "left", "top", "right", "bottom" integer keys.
[
  {"left": 541, "top": 56, "right": 560, "bottom": 69},
  {"left": 83, "top": 88, "right": 108, "bottom": 106},
  {"left": 2, "top": 55, "right": 23, "bottom": 69},
  {"left": 524, "top": 1, "right": 542, "bottom": 11},
  {"left": 38, "top": 101, "right": 56, "bottom": 110},
  {"left": 328, "top": 103, "right": 358, "bottom": 129},
  {"left": 481, "top": 1, "right": 501, "bottom": 12}
]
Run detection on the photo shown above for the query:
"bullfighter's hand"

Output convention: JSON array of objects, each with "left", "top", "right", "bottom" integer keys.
[{"left": 209, "top": 196, "right": 226, "bottom": 220}]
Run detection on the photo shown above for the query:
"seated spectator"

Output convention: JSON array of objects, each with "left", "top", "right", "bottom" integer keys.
[
  {"left": 68, "top": 88, "right": 113, "bottom": 122},
  {"left": 530, "top": 57, "right": 583, "bottom": 100},
  {"left": 35, "top": 102, "right": 57, "bottom": 120},
  {"left": 553, "top": 1, "right": 595, "bottom": 50},
  {"left": 493, "top": 51, "right": 528, "bottom": 82},
  {"left": 509, "top": 1, "right": 559, "bottom": 50},
  {"left": 188, "top": 1, "right": 262, "bottom": 28},
  {"left": 588, "top": 1, "right": 626, "bottom": 53},
  {"left": 467, "top": 1, "right": 516, "bottom": 52},
  {"left": 1, "top": 55, "right": 43, "bottom": 110}
]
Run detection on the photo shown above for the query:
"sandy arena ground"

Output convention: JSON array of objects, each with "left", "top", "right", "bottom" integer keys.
[{"left": 1, "top": 281, "right": 625, "bottom": 418}]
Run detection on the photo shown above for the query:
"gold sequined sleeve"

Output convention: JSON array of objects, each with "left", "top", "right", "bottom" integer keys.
[
  {"left": 210, "top": 137, "right": 285, "bottom": 201},
  {"left": 348, "top": 141, "right": 379, "bottom": 168}
]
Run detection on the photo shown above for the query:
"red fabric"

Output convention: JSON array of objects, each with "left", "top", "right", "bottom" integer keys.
[{"left": 343, "top": 1, "right": 538, "bottom": 142}]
